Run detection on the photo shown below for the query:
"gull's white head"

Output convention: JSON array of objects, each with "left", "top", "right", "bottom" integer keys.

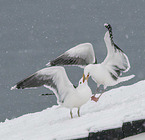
[
  {"left": 78, "top": 73, "right": 89, "bottom": 86},
  {"left": 80, "top": 73, "right": 89, "bottom": 85},
  {"left": 83, "top": 64, "right": 92, "bottom": 81}
]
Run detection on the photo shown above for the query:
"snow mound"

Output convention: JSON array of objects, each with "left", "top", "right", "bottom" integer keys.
[{"left": 0, "top": 80, "right": 145, "bottom": 140}]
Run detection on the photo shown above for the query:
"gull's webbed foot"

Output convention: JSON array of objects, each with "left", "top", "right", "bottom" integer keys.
[
  {"left": 91, "top": 95, "right": 99, "bottom": 102},
  {"left": 91, "top": 91, "right": 105, "bottom": 102}
]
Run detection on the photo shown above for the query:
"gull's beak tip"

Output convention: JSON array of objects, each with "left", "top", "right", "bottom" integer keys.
[{"left": 86, "top": 74, "right": 90, "bottom": 81}]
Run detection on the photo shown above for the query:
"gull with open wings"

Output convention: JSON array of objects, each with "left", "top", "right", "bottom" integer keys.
[
  {"left": 46, "top": 23, "right": 135, "bottom": 102},
  {"left": 11, "top": 66, "right": 92, "bottom": 118}
]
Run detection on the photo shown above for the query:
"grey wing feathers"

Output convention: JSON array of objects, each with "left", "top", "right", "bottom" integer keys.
[
  {"left": 103, "top": 31, "right": 130, "bottom": 80},
  {"left": 13, "top": 71, "right": 58, "bottom": 94},
  {"left": 48, "top": 53, "right": 88, "bottom": 66},
  {"left": 11, "top": 66, "right": 73, "bottom": 104},
  {"left": 11, "top": 66, "right": 72, "bottom": 92},
  {"left": 47, "top": 43, "right": 96, "bottom": 67}
]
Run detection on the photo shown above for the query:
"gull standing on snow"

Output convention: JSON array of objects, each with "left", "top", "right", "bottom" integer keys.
[
  {"left": 46, "top": 23, "right": 135, "bottom": 101},
  {"left": 11, "top": 66, "right": 92, "bottom": 118}
]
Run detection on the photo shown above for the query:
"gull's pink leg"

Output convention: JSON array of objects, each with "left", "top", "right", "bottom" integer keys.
[{"left": 91, "top": 89, "right": 105, "bottom": 102}]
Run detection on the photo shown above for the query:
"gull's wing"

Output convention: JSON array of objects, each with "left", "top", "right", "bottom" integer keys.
[
  {"left": 46, "top": 43, "right": 96, "bottom": 67},
  {"left": 11, "top": 66, "right": 74, "bottom": 104},
  {"left": 102, "top": 26, "right": 130, "bottom": 79}
]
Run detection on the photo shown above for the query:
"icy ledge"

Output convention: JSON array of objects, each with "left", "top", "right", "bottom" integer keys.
[{"left": 0, "top": 80, "right": 145, "bottom": 140}]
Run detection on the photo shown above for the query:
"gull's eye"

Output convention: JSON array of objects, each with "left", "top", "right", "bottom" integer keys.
[{"left": 80, "top": 82, "right": 82, "bottom": 84}]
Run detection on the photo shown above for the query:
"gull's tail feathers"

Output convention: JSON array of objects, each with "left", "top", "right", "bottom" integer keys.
[{"left": 117, "top": 74, "right": 135, "bottom": 84}]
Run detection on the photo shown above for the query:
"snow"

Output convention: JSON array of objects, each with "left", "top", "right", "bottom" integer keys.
[{"left": 0, "top": 80, "right": 145, "bottom": 140}]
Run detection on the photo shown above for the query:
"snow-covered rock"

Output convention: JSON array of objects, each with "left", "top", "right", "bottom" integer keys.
[{"left": 0, "top": 80, "right": 145, "bottom": 140}]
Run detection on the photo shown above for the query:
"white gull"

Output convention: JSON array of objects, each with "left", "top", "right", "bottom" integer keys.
[
  {"left": 46, "top": 23, "right": 135, "bottom": 101},
  {"left": 11, "top": 66, "right": 92, "bottom": 118}
]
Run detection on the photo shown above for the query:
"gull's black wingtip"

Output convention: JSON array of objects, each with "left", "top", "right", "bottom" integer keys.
[
  {"left": 11, "top": 82, "right": 25, "bottom": 90},
  {"left": 104, "top": 23, "right": 112, "bottom": 30}
]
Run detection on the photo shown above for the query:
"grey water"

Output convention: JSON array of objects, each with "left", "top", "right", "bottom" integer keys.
[{"left": 0, "top": 0, "right": 145, "bottom": 122}]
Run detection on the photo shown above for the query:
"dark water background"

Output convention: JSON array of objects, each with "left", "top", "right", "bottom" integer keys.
[{"left": 0, "top": 0, "right": 145, "bottom": 122}]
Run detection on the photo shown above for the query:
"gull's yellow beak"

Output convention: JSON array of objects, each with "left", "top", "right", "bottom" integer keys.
[
  {"left": 83, "top": 74, "right": 85, "bottom": 83},
  {"left": 82, "top": 73, "right": 89, "bottom": 83},
  {"left": 86, "top": 74, "right": 89, "bottom": 81}
]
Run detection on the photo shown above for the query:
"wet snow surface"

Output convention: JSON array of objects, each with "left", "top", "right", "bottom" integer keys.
[{"left": 0, "top": 80, "right": 145, "bottom": 140}]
